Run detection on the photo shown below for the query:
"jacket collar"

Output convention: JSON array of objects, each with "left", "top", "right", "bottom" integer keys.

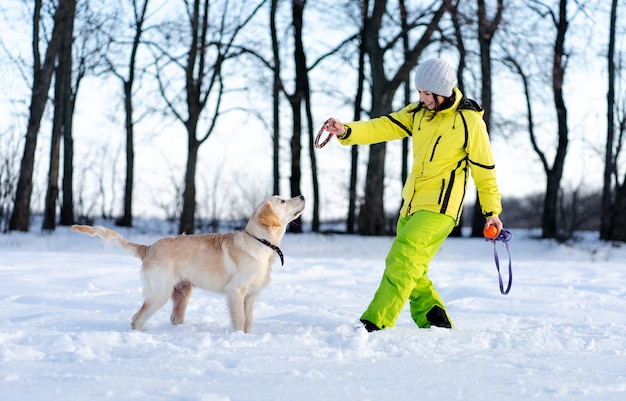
[{"left": 438, "top": 87, "right": 464, "bottom": 115}]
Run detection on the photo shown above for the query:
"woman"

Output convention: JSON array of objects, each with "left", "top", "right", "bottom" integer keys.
[{"left": 324, "top": 58, "right": 503, "bottom": 331}]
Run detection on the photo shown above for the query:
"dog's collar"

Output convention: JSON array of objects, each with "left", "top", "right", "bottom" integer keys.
[{"left": 246, "top": 232, "right": 284, "bottom": 266}]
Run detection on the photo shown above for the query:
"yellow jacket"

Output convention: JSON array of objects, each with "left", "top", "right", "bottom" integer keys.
[{"left": 339, "top": 87, "right": 501, "bottom": 223}]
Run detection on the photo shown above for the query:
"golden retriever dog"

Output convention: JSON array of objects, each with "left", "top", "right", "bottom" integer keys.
[{"left": 72, "top": 195, "right": 305, "bottom": 333}]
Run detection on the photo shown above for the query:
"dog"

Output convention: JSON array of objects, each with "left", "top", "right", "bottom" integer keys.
[{"left": 72, "top": 195, "right": 305, "bottom": 333}]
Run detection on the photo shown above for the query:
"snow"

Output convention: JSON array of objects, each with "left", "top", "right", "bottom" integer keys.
[{"left": 1, "top": 222, "right": 625, "bottom": 401}]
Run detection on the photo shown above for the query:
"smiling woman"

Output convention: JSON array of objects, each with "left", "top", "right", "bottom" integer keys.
[{"left": 322, "top": 58, "right": 503, "bottom": 332}]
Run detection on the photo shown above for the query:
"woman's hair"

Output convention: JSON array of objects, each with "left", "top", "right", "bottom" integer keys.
[{"left": 411, "top": 92, "right": 456, "bottom": 120}]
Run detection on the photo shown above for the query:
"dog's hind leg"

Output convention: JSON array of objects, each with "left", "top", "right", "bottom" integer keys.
[
  {"left": 131, "top": 270, "right": 173, "bottom": 330},
  {"left": 131, "top": 295, "right": 169, "bottom": 330},
  {"left": 170, "top": 280, "right": 192, "bottom": 325}
]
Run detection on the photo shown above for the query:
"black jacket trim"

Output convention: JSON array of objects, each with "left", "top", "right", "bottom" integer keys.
[
  {"left": 457, "top": 97, "right": 483, "bottom": 112},
  {"left": 468, "top": 159, "right": 495, "bottom": 169},
  {"left": 385, "top": 115, "right": 413, "bottom": 137},
  {"left": 439, "top": 158, "right": 467, "bottom": 215},
  {"left": 339, "top": 126, "right": 352, "bottom": 140}
]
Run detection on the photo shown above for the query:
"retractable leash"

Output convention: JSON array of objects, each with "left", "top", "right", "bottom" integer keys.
[
  {"left": 315, "top": 119, "right": 334, "bottom": 149},
  {"left": 484, "top": 228, "right": 513, "bottom": 295}
]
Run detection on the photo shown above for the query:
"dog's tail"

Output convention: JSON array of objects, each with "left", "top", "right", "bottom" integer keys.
[{"left": 71, "top": 225, "right": 148, "bottom": 260}]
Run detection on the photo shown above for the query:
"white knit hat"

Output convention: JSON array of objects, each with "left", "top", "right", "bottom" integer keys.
[{"left": 414, "top": 58, "right": 456, "bottom": 97}]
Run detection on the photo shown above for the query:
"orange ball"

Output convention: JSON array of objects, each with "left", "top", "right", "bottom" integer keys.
[{"left": 483, "top": 225, "right": 498, "bottom": 239}]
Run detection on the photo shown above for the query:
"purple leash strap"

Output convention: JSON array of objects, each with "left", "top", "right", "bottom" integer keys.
[{"left": 486, "top": 230, "right": 513, "bottom": 295}]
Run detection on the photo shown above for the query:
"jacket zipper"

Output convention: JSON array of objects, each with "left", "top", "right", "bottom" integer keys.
[
  {"left": 430, "top": 136, "right": 442, "bottom": 161},
  {"left": 438, "top": 178, "right": 445, "bottom": 205}
]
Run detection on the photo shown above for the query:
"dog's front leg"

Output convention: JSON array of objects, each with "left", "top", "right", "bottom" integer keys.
[
  {"left": 243, "top": 293, "right": 259, "bottom": 334},
  {"left": 226, "top": 288, "right": 246, "bottom": 332}
]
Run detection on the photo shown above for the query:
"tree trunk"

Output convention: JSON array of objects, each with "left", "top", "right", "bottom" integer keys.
[
  {"left": 448, "top": 0, "right": 467, "bottom": 238},
  {"left": 177, "top": 0, "right": 207, "bottom": 235},
  {"left": 358, "top": 0, "right": 389, "bottom": 236},
  {"left": 59, "top": 10, "right": 76, "bottom": 227},
  {"left": 304, "top": 89, "right": 320, "bottom": 232},
  {"left": 346, "top": 0, "right": 369, "bottom": 234},
  {"left": 179, "top": 136, "right": 199, "bottom": 234},
  {"left": 117, "top": 79, "right": 135, "bottom": 227},
  {"left": 43, "top": 22, "right": 74, "bottom": 230},
  {"left": 400, "top": 0, "right": 410, "bottom": 205},
  {"left": 300, "top": 5, "right": 320, "bottom": 233},
  {"left": 357, "top": 0, "right": 449, "bottom": 235},
  {"left": 543, "top": 171, "right": 561, "bottom": 238},
  {"left": 288, "top": 92, "right": 303, "bottom": 234},
  {"left": 60, "top": 103, "right": 74, "bottom": 225},
  {"left": 347, "top": 147, "right": 359, "bottom": 234},
  {"left": 270, "top": 0, "right": 281, "bottom": 197},
  {"left": 612, "top": 181, "right": 626, "bottom": 241},
  {"left": 42, "top": 94, "right": 63, "bottom": 230},
  {"left": 470, "top": 0, "right": 503, "bottom": 238},
  {"left": 43, "top": 9, "right": 74, "bottom": 230},
  {"left": 10, "top": 0, "right": 76, "bottom": 231},
  {"left": 601, "top": 0, "right": 618, "bottom": 240},
  {"left": 286, "top": 0, "right": 309, "bottom": 234},
  {"left": 358, "top": 143, "right": 387, "bottom": 235},
  {"left": 171, "top": 0, "right": 261, "bottom": 234},
  {"left": 542, "top": 0, "right": 569, "bottom": 239},
  {"left": 114, "top": 1, "right": 150, "bottom": 227}
]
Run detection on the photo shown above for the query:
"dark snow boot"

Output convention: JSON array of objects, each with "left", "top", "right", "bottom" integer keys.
[
  {"left": 426, "top": 305, "right": 452, "bottom": 328},
  {"left": 360, "top": 319, "right": 381, "bottom": 332}
]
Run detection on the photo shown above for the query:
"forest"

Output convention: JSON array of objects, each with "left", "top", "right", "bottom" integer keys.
[{"left": 0, "top": 0, "right": 625, "bottom": 241}]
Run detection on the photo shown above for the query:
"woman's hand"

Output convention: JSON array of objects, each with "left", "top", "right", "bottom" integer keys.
[
  {"left": 485, "top": 216, "right": 503, "bottom": 237},
  {"left": 324, "top": 118, "right": 345, "bottom": 136}
]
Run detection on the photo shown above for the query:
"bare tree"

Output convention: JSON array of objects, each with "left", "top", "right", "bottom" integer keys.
[
  {"left": 449, "top": 0, "right": 468, "bottom": 93},
  {"left": 244, "top": 0, "right": 358, "bottom": 232},
  {"left": 601, "top": 0, "right": 625, "bottom": 241},
  {"left": 42, "top": 2, "right": 121, "bottom": 230},
  {"left": 442, "top": 0, "right": 468, "bottom": 238},
  {"left": 298, "top": 3, "right": 324, "bottom": 233},
  {"left": 0, "top": 128, "right": 20, "bottom": 232},
  {"left": 10, "top": 0, "right": 77, "bottom": 231},
  {"left": 284, "top": 0, "right": 307, "bottom": 233},
  {"left": 104, "top": 0, "right": 152, "bottom": 228},
  {"left": 270, "top": 0, "right": 281, "bottom": 197},
  {"left": 346, "top": 0, "right": 369, "bottom": 234},
  {"left": 152, "top": 0, "right": 264, "bottom": 234},
  {"left": 357, "top": 0, "right": 450, "bottom": 235},
  {"left": 467, "top": 0, "right": 503, "bottom": 237},
  {"left": 609, "top": 103, "right": 626, "bottom": 240},
  {"left": 536, "top": 0, "right": 570, "bottom": 239},
  {"left": 398, "top": 0, "right": 414, "bottom": 189},
  {"left": 42, "top": 0, "right": 75, "bottom": 231},
  {"left": 504, "top": 0, "right": 572, "bottom": 239},
  {"left": 285, "top": 0, "right": 326, "bottom": 232}
]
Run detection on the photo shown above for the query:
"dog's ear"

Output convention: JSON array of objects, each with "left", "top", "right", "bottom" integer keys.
[{"left": 257, "top": 201, "right": 282, "bottom": 228}]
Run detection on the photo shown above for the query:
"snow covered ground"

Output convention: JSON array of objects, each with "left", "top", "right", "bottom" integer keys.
[{"left": 1, "top": 221, "right": 625, "bottom": 401}]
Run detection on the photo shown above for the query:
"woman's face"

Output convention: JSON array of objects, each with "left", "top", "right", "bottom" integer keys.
[{"left": 418, "top": 90, "right": 444, "bottom": 110}]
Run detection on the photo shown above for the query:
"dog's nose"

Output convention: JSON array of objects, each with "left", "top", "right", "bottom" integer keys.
[{"left": 299, "top": 195, "right": 305, "bottom": 201}]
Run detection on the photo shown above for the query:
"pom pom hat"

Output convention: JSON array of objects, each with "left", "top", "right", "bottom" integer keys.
[{"left": 414, "top": 58, "right": 457, "bottom": 97}]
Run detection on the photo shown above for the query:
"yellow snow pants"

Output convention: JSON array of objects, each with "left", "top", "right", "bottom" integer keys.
[{"left": 360, "top": 210, "right": 455, "bottom": 329}]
